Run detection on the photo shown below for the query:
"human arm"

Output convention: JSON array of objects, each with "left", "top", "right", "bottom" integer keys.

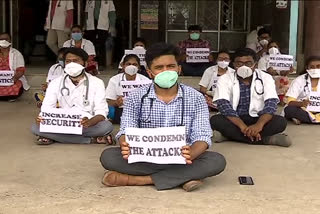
[
  {"left": 93, "top": 79, "right": 108, "bottom": 118},
  {"left": 65, "top": 1, "right": 74, "bottom": 29},
  {"left": 81, "top": 115, "right": 105, "bottom": 128},
  {"left": 182, "top": 141, "right": 209, "bottom": 164},
  {"left": 13, "top": 67, "right": 25, "bottom": 83},
  {"left": 107, "top": 96, "right": 123, "bottom": 107}
]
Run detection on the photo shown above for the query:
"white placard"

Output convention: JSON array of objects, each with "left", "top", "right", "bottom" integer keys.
[
  {"left": 126, "top": 126, "right": 187, "bottom": 164},
  {"left": 269, "top": 54, "right": 294, "bottom": 71},
  {"left": 120, "top": 80, "right": 152, "bottom": 98},
  {"left": 186, "top": 48, "right": 210, "bottom": 63},
  {"left": 0, "top": 70, "right": 14, "bottom": 86},
  {"left": 125, "top": 49, "right": 146, "bottom": 67},
  {"left": 39, "top": 108, "right": 83, "bottom": 135},
  {"left": 307, "top": 91, "right": 320, "bottom": 112}
]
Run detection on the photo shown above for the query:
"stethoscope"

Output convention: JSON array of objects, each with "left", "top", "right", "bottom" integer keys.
[
  {"left": 139, "top": 84, "right": 185, "bottom": 126},
  {"left": 60, "top": 72, "right": 90, "bottom": 106},
  {"left": 303, "top": 74, "right": 310, "bottom": 94},
  {"left": 235, "top": 70, "right": 264, "bottom": 95},
  {"left": 57, "top": 0, "right": 62, "bottom": 7}
]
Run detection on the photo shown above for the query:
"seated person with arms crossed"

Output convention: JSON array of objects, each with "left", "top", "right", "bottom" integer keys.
[
  {"left": 100, "top": 43, "right": 226, "bottom": 192},
  {"left": 284, "top": 56, "right": 320, "bottom": 125},
  {"left": 177, "top": 25, "right": 212, "bottom": 76},
  {"left": 210, "top": 48, "right": 291, "bottom": 147},
  {"left": 31, "top": 48, "right": 113, "bottom": 145},
  {"left": 106, "top": 54, "right": 150, "bottom": 124},
  {"left": 199, "top": 50, "right": 234, "bottom": 109}
]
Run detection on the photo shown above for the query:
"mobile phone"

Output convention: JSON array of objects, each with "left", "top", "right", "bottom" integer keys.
[{"left": 238, "top": 176, "right": 254, "bottom": 185}]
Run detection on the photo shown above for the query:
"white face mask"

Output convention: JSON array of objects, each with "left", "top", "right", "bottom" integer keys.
[
  {"left": 237, "top": 66, "right": 253, "bottom": 79},
  {"left": 0, "top": 40, "right": 11, "bottom": 48},
  {"left": 259, "top": 39, "right": 269, "bottom": 46},
  {"left": 64, "top": 62, "right": 85, "bottom": 77},
  {"left": 133, "top": 46, "right": 145, "bottom": 50},
  {"left": 124, "top": 65, "right": 138, "bottom": 76},
  {"left": 217, "top": 61, "right": 230, "bottom": 69},
  {"left": 268, "top": 47, "right": 280, "bottom": 55},
  {"left": 307, "top": 69, "right": 320, "bottom": 78}
]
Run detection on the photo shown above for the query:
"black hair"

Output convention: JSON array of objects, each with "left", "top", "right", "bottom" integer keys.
[
  {"left": 233, "top": 48, "right": 258, "bottom": 62},
  {"left": 217, "top": 49, "right": 230, "bottom": 57},
  {"left": 71, "top": 25, "right": 83, "bottom": 31},
  {"left": 133, "top": 37, "right": 146, "bottom": 47},
  {"left": 257, "top": 27, "right": 271, "bottom": 37},
  {"left": 63, "top": 47, "right": 89, "bottom": 62},
  {"left": 145, "top": 43, "right": 180, "bottom": 68},
  {"left": 57, "top": 47, "right": 68, "bottom": 56},
  {"left": 306, "top": 56, "right": 320, "bottom": 67},
  {"left": 0, "top": 32, "right": 11, "bottom": 40},
  {"left": 123, "top": 54, "right": 140, "bottom": 65},
  {"left": 188, "top": 25, "right": 202, "bottom": 32}
]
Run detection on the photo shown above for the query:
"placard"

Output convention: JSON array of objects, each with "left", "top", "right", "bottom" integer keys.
[
  {"left": 120, "top": 80, "right": 152, "bottom": 98},
  {"left": 269, "top": 54, "right": 294, "bottom": 71},
  {"left": 0, "top": 70, "right": 14, "bottom": 86},
  {"left": 186, "top": 48, "right": 210, "bottom": 63},
  {"left": 125, "top": 48, "right": 146, "bottom": 67},
  {"left": 307, "top": 91, "right": 320, "bottom": 112},
  {"left": 39, "top": 108, "right": 83, "bottom": 135},
  {"left": 126, "top": 126, "right": 187, "bottom": 164}
]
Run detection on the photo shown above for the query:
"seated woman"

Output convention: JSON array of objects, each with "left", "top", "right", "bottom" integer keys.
[
  {"left": 199, "top": 50, "right": 234, "bottom": 110},
  {"left": 106, "top": 54, "right": 150, "bottom": 124},
  {"left": 0, "top": 32, "right": 29, "bottom": 101},
  {"left": 258, "top": 41, "right": 294, "bottom": 104},
  {"left": 63, "top": 25, "right": 98, "bottom": 75},
  {"left": 284, "top": 56, "right": 320, "bottom": 125}
]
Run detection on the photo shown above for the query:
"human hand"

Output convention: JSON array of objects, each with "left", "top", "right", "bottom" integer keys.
[
  {"left": 204, "top": 95, "right": 214, "bottom": 108},
  {"left": 280, "top": 70, "right": 290, "bottom": 76},
  {"left": 41, "top": 83, "right": 48, "bottom": 92},
  {"left": 116, "top": 96, "right": 124, "bottom": 107},
  {"left": 12, "top": 75, "right": 19, "bottom": 84},
  {"left": 181, "top": 145, "right": 192, "bottom": 164},
  {"left": 244, "top": 123, "right": 263, "bottom": 142},
  {"left": 301, "top": 99, "right": 310, "bottom": 108},
  {"left": 267, "top": 67, "right": 278, "bottom": 76},
  {"left": 36, "top": 116, "right": 43, "bottom": 125},
  {"left": 120, "top": 141, "right": 130, "bottom": 160},
  {"left": 81, "top": 117, "right": 93, "bottom": 128}
]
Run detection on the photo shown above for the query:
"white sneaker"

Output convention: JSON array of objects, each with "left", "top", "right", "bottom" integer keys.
[{"left": 213, "top": 131, "right": 228, "bottom": 143}]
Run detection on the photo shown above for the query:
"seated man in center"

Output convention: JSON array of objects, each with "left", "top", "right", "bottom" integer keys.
[
  {"left": 100, "top": 43, "right": 226, "bottom": 192},
  {"left": 210, "top": 48, "right": 291, "bottom": 147}
]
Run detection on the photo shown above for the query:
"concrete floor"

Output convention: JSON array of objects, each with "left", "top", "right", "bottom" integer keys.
[{"left": 0, "top": 98, "right": 320, "bottom": 214}]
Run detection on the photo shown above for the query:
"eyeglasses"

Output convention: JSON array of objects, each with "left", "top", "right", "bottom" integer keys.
[{"left": 234, "top": 61, "right": 255, "bottom": 67}]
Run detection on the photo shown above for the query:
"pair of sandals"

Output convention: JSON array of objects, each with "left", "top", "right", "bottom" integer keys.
[{"left": 36, "top": 134, "right": 117, "bottom": 145}]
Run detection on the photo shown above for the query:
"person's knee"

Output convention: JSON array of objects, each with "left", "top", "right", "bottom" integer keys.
[
  {"left": 89, "top": 120, "right": 114, "bottom": 136},
  {"left": 210, "top": 115, "right": 224, "bottom": 130},
  {"left": 284, "top": 105, "right": 296, "bottom": 118},
  {"left": 274, "top": 116, "right": 287, "bottom": 132},
  {"left": 100, "top": 147, "right": 121, "bottom": 170},
  {"left": 201, "top": 152, "right": 227, "bottom": 176}
]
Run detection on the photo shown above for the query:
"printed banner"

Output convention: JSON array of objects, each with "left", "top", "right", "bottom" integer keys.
[
  {"left": 126, "top": 126, "right": 187, "bottom": 164},
  {"left": 39, "top": 108, "right": 83, "bottom": 135},
  {"left": 186, "top": 48, "right": 210, "bottom": 63},
  {"left": 0, "top": 70, "right": 14, "bottom": 86},
  {"left": 307, "top": 91, "right": 320, "bottom": 112},
  {"left": 120, "top": 80, "right": 152, "bottom": 98},
  {"left": 269, "top": 54, "right": 294, "bottom": 71},
  {"left": 125, "top": 49, "right": 146, "bottom": 67}
]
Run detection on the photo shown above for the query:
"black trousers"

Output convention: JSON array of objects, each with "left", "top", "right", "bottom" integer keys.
[
  {"left": 100, "top": 147, "right": 226, "bottom": 190},
  {"left": 284, "top": 105, "right": 312, "bottom": 123},
  {"left": 210, "top": 114, "right": 287, "bottom": 143},
  {"left": 85, "top": 28, "right": 109, "bottom": 67}
]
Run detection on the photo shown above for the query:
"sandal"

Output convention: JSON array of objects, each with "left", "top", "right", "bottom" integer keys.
[
  {"left": 91, "top": 133, "right": 117, "bottom": 145},
  {"left": 35, "top": 137, "right": 55, "bottom": 145}
]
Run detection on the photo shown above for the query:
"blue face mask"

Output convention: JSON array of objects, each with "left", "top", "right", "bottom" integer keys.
[{"left": 71, "top": 33, "right": 83, "bottom": 41}]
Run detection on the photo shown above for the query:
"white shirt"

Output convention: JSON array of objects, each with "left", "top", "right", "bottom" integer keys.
[
  {"left": 199, "top": 65, "right": 235, "bottom": 95},
  {"left": 105, "top": 73, "right": 150, "bottom": 100},
  {"left": 85, "top": 0, "right": 116, "bottom": 31},
  {"left": 45, "top": 0, "right": 74, "bottom": 31},
  {"left": 8, "top": 48, "right": 30, "bottom": 90},
  {"left": 63, "top": 39, "right": 96, "bottom": 56},
  {"left": 213, "top": 69, "right": 279, "bottom": 117},
  {"left": 46, "top": 63, "right": 64, "bottom": 83},
  {"left": 42, "top": 72, "right": 108, "bottom": 119},
  {"left": 247, "top": 41, "right": 263, "bottom": 53}
]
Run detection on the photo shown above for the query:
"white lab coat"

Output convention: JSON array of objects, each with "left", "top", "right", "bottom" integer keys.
[
  {"left": 8, "top": 48, "right": 30, "bottom": 90},
  {"left": 105, "top": 73, "right": 150, "bottom": 100},
  {"left": 45, "top": 0, "right": 74, "bottom": 31},
  {"left": 42, "top": 72, "right": 108, "bottom": 119},
  {"left": 63, "top": 39, "right": 96, "bottom": 56},
  {"left": 85, "top": 0, "right": 116, "bottom": 31},
  {"left": 199, "top": 65, "right": 235, "bottom": 96},
  {"left": 286, "top": 74, "right": 320, "bottom": 101},
  {"left": 213, "top": 69, "right": 279, "bottom": 117},
  {"left": 46, "top": 63, "right": 64, "bottom": 83}
]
